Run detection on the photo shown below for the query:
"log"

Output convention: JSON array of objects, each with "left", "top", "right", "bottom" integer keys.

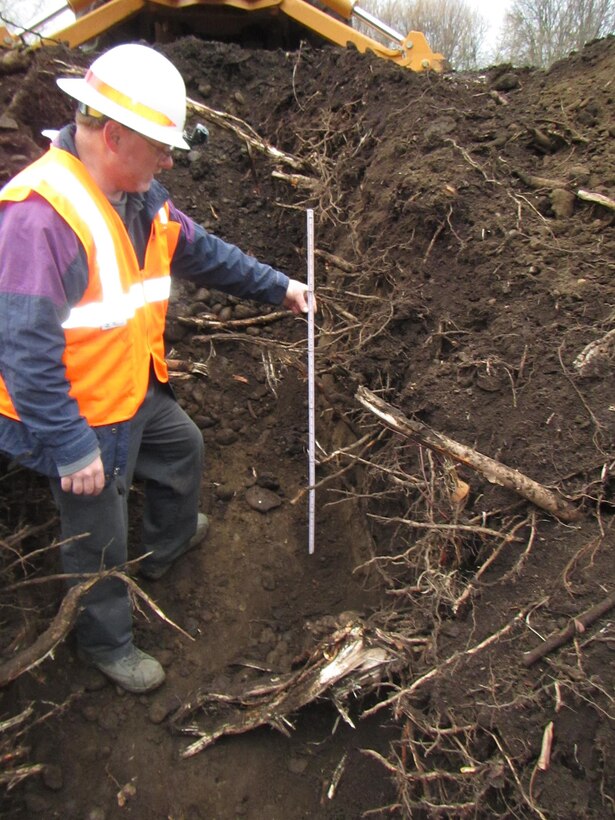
[
  {"left": 355, "top": 386, "right": 582, "bottom": 523},
  {"left": 522, "top": 590, "right": 615, "bottom": 667}
]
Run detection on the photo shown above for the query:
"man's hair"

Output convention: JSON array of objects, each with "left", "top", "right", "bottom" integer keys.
[{"left": 75, "top": 107, "right": 108, "bottom": 130}]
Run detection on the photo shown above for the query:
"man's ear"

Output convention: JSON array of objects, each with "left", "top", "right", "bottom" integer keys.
[{"left": 102, "top": 120, "right": 123, "bottom": 154}]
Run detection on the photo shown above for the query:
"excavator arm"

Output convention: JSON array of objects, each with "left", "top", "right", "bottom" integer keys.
[{"left": 8, "top": 0, "right": 444, "bottom": 72}]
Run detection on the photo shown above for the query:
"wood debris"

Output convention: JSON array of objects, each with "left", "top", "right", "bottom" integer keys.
[
  {"left": 171, "top": 622, "right": 395, "bottom": 758},
  {"left": 356, "top": 385, "right": 582, "bottom": 523}
]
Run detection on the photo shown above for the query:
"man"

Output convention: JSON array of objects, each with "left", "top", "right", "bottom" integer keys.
[{"left": 0, "top": 43, "right": 312, "bottom": 694}]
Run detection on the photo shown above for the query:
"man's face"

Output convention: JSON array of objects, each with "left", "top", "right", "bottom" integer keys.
[{"left": 108, "top": 123, "right": 175, "bottom": 193}]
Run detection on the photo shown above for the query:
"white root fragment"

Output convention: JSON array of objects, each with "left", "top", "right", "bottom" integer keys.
[{"left": 537, "top": 722, "right": 554, "bottom": 771}]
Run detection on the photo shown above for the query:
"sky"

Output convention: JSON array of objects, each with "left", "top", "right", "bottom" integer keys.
[{"left": 467, "top": 0, "right": 511, "bottom": 52}]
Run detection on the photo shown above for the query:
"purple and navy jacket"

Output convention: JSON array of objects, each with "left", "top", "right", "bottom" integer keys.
[{"left": 0, "top": 124, "right": 289, "bottom": 479}]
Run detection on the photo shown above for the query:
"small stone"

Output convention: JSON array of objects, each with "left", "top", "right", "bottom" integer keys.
[
  {"left": 0, "top": 114, "right": 18, "bottom": 130},
  {"left": 42, "top": 764, "right": 63, "bottom": 791},
  {"left": 550, "top": 188, "right": 575, "bottom": 218},
  {"left": 215, "top": 429, "right": 239, "bottom": 446},
  {"left": 98, "top": 711, "right": 119, "bottom": 731},
  {"left": 259, "top": 627, "right": 276, "bottom": 644},
  {"left": 233, "top": 304, "right": 256, "bottom": 319},
  {"left": 475, "top": 374, "right": 501, "bottom": 392},
  {"left": 81, "top": 705, "right": 99, "bottom": 722},
  {"left": 157, "top": 649, "right": 175, "bottom": 668},
  {"left": 288, "top": 756, "right": 308, "bottom": 774},
  {"left": 491, "top": 72, "right": 520, "bottom": 91},
  {"left": 184, "top": 617, "right": 200, "bottom": 636},
  {"left": 148, "top": 695, "right": 180, "bottom": 725},
  {"left": 245, "top": 485, "right": 282, "bottom": 513},
  {"left": 195, "top": 415, "right": 218, "bottom": 429},
  {"left": 81, "top": 667, "right": 108, "bottom": 692},
  {"left": 256, "top": 473, "right": 280, "bottom": 491}
]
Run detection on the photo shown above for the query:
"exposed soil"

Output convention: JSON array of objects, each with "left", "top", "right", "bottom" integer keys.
[{"left": 0, "top": 30, "right": 614, "bottom": 820}]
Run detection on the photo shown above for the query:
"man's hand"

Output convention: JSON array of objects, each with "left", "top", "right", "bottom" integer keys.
[
  {"left": 283, "top": 278, "right": 317, "bottom": 315},
  {"left": 60, "top": 455, "right": 105, "bottom": 496}
]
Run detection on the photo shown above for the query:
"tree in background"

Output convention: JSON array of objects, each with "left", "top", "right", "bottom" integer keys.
[
  {"left": 498, "top": 0, "right": 615, "bottom": 67},
  {"left": 0, "top": 0, "right": 51, "bottom": 30},
  {"left": 356, "top": 0, "right": 488, "bottom": 70}
]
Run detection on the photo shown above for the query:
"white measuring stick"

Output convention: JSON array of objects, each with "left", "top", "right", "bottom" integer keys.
[{"left": 307, "top": 209, "right": 316, "bottom": 555}]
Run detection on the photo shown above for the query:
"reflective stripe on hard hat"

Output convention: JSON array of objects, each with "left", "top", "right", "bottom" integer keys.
[{"left": 84, "top": 69, "right": 177, "bottom": 128}]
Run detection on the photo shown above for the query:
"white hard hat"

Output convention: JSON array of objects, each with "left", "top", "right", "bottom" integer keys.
[{"left": 57, "top": 43, "right": 190, "bottom": 150}]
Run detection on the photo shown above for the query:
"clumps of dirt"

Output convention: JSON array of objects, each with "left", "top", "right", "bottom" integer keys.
[{"left": 0, "top": 33, "right": 614, "bottom": 819}]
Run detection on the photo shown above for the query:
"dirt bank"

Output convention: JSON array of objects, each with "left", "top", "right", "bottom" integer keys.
[{"left": 0, "top": 32, "right": 614, "bottom": 819}]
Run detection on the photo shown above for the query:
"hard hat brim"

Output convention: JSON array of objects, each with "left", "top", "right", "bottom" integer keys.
[{"left": 57, "top": 76, "right": 191, "bottom": 151}]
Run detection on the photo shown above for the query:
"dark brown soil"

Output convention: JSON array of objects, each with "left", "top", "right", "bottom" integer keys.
[{"left": 0, "top": 31, "right": 614, "bottom": 819}]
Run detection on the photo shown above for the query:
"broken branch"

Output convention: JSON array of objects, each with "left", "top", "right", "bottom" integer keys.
[
  {"left": 0, "top": 577, "right": 99, "bottom": 686},
  {"left": 177, "top": 310, "right": 290, "bottom": 330},
  {"left": 174, "top": 624, "right": 392, "bottom": 757},
  {"left": 513, "top": 169, "right": 569, "bottom": 189},
  {"left": 0, "top": 570, "right": 192, "bottom": 687},
  {"left": 576, "top": 189, "right": 615, "bottom": 211},
  {"left": 271, "top": 170, "right": 320, "bottom": 190},
  {"left": 356, "top": 386, "right": 582, "bottom": 523},
  {"left": 187, "top": 97, "right": 311, "bottom": 173},
  {"left": 522, "top": 589, "right": 615, "bottom": 667}
]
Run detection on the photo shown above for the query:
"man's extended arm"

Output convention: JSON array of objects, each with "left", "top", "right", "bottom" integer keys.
[{"left": 168, "top": 202, "right": 313, "bottom": 311}]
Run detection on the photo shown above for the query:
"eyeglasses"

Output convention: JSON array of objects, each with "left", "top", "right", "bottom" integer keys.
[{"left": 139, "top": 132, "right": 174, "bottom": 159}]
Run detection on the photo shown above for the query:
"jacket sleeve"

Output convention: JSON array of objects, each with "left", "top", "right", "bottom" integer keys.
[
  {"left": 167, "top": 202, "right": 290, "bottom": 304},
  {"left": 0, "top": 198, "right": 100, "bottom": 475}
]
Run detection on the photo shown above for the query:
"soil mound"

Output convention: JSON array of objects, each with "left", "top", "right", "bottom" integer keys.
[{"left": 0, "top": 33, "right": 614, "bottom": 819}]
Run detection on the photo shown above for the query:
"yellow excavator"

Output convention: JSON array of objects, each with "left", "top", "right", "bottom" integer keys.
[{"left": 2, "top": 0, "right": 444, "bottom": 72}]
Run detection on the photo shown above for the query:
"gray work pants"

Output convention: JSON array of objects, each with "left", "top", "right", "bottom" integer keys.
[{"left": 50, "top": 377, "right": 204, "bottom": 662}]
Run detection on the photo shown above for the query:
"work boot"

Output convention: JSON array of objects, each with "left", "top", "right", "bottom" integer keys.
[
  {"left": 81, "top": 646, "right": 165, "bottom": 694},
  {"left": 139, "top": 513, "right": 210, "bottom": 581}
]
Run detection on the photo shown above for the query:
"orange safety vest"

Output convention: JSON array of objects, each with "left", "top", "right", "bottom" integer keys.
[{"left": 0, "top": 147, "right": 180, "bottom": 426}]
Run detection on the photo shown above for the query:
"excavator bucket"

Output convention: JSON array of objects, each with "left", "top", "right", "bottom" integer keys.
[{"left": 13, "top": 0, "right": 445, "bottom": 72}]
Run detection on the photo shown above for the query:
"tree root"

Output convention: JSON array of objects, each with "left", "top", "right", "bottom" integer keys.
[
  {"left": 573, "top": 327, "right": 615, "bottom": 376},
  {"left": 356, "top": 385, "right": 582, "bottom": 523},
  {"left": 522, "top": 589, "right": 615, "bottom": 667},
  {"left": 172, "top": 622, "right": 397, "bottom": 758},
  {"left": 0, "top": 570, "right": 191, "bottom": 687},
  {"left": 186, "top": 97, "right": 313, "bottom": 174}
]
